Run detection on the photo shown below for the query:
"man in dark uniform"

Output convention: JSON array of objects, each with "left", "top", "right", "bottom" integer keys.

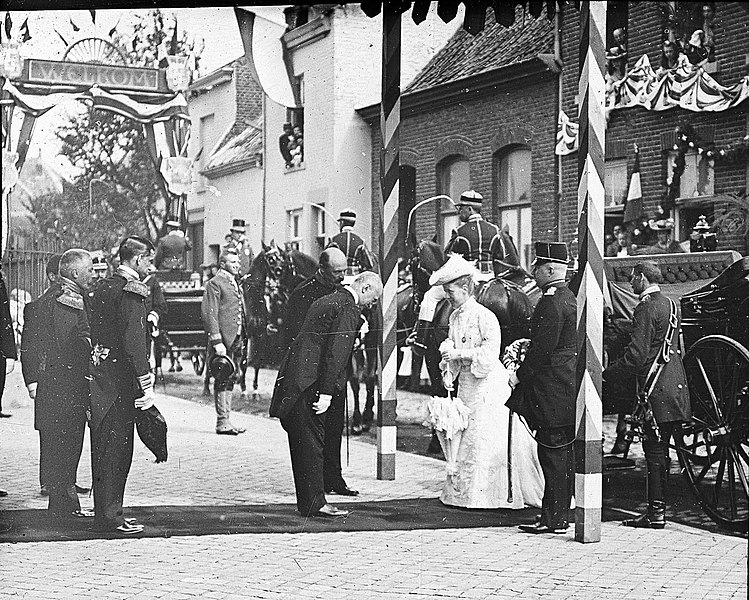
[
  {"left": 154, "top": 216, "right": 192, "bottom": 270},
  {"left": 201, "top": 250, "right": 247, "bottom": 435},
  {"left": 508, "top": 241, "right": 576, "bottom": 535},
  {"left": 281, "top": 247, "right": 359, "bottom": 496},
  {"left": 89, "top": 236, "right": 156, "bottom": 534},
  {"left": 604, "top": 260, "right": 691, "bottom": 529},
  {"left": 270, "top": 272, "right": 382, "bottom": 518},
  {"left": 223, "top": 219, "right": 254, "bottom": 275},
  {"left": 327, "top": 210, "right": 376, "bottom": 276},
  {"left": 409, "top": 190, "right": 520, "bottom": 356},
  {"left": 20, "top": 249, "right": 95, "bottom": 519}
]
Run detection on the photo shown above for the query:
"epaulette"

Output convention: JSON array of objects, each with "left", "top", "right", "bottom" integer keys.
[
  {"left": 641, "top": 293, "right": 651, "bottom": 302},
  {"left": 123, "top": 280, "right": 149, "bottom": 297},
  {"left": 544, "top": 286, "right": 557, "bottom": 296},
  {"left": 56, "top": 289, "right": 85, "bottom": 310}
]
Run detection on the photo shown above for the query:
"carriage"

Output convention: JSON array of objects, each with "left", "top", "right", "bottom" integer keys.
[{"left": 605, "top": 251, "right": 749, "bottom": 533}]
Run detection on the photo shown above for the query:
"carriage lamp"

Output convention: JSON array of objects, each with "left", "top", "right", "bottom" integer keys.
[
  {"left": 165, "top": 55, "right": 191, "bottom": 92},
  {"left": 0, "top": 42, "right": 23, "bottom": 80}
]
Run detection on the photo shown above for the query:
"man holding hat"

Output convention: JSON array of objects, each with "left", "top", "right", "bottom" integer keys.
[
  {"left": 647, "top": 218, "right": 685, "bottom": 254},
  {"left": 154, "top": 216, "right": 191, "bottom": 270},
  {"left": 201, "top": 250, "right": 247, "bottom": 435},
  {"left": 409, "top": 190, "right": 520, "bottom": 356},
  {"left": 223, "top": 219, "right": 254, "bottom": 275},
  {"left": 327, "top": 210, "right": 376, "bottom": 276},
  {"left": 508, "top": 241, "right": 576, "bottom": 535}
]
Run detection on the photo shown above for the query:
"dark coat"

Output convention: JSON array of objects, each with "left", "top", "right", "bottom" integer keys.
[
  {"left": 327, "top": 229, "right": 376, "bottom": 273},
  {"left": 281, "top": 271, "right": 341, "bottom": 348},
  {"left": 0, "top": 274, "right": 17, "bottom": 360},
  {"left": 604, "top": 290, "right": 691, "bottom": 424},
  {"left": 21, "top": 284, "right": 91, "bottom": 431},
  {"left": 270, "top": 289, "right": 361, "bottom": 418},
  {"left": 89, "top": 272, "right": 151, "bottom": 429},
  {"left": 445, "top": 214, "right": 519, "bottom": 275},
  {"left": 201, "top": 269, "right": 246, "bottom": 348},
  {"left": 508, "top": 282, "right": 577, "bottom": 429}
]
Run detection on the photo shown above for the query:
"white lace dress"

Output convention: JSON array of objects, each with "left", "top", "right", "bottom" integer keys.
[{"left": 439, "top": 298, "right": 544, "bottom": 509}]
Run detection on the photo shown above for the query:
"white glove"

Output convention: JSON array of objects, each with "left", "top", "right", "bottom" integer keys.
[
  {"left": 508, "top": 372, "right": 520, "bottom": 389},
  {"left": 5, "top": 358, "right": 15, "bottom": 375},
  {"left": 214, "top": 342, "right": 227, "bottom": 357},
  {"left": 313, "top": 393, "right": 332, "bottom": 414},
  {"left": 135, "top": 390, "right": 156, "bottom": 411},
  {"left": 27, "top": 382, "right": 37, "bottom": 399},
  {"left": 441, "top": 348, "right": 463, "bottom": 362}
]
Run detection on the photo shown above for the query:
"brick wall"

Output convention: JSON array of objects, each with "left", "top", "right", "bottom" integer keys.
[{"left": 369, "top": 2, "right": 748, "bottom": 257}]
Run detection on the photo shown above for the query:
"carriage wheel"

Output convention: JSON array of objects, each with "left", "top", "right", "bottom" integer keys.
[
  {"left": 674, "top": 335, "right": 749, "bottom": 532},
  {"left": 192, "top": 351, "right": 205, "bottom": 376}
]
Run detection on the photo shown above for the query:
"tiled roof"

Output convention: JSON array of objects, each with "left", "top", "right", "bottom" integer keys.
[
  {"left": 203, "top": 115, "right": 263, "bottom": 173},
  {"left": 404, "top": 8, "right": 554, "bottom": 94}
]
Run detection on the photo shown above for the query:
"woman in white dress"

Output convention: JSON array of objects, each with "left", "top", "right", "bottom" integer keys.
[{"left": 433, "top": 255, "right": 544, "bottom": 509}]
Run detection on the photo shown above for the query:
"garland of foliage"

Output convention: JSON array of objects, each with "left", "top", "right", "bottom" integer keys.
[{"left": 660, "top": 123, "right": 749, "bottom": 215}]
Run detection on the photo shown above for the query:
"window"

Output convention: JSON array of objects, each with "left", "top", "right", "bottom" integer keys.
[
  {"left": 198, "top": 113, "right": 214, "bottom": 170},
  {"left": 605, "top": 159, "right": 628, "bottom": 206},
  {"left": 495, "top": 147, "right": 532, "bottom": 270},
  {"left": 284, "top": 75, "right": 305, "bottom": 169},
  {"left": 287, "top": 208, "right": 302, "bottom": 251},
  {"left": 438, "top": 157, "right": 469, "bottom": 244},
  {"left": 314, "top": 204, "right": 326, "bottom": 254},
  {"left": 667, "top": 150, "right": 714, "bottom": 200}
]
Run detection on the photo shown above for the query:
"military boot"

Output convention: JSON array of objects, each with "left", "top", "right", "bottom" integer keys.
[
  {"left": 409, "top": 320, "right": 431, "bottom": 357},
  {"left": 622, "top": 500, "right": 666, "bottom": 529}
]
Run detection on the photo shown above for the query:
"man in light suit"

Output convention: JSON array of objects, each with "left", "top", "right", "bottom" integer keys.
[
  {"left": 201, "top": 250, "right": 247, "bottom": 435},
  {"left": 271, "top": 271, "right": 382, "bottom": 518}
]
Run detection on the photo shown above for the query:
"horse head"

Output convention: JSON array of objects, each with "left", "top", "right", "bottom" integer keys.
[
  {"left": 260, "top": 240, "right": 288, "bottom": 282},
  {"left": 410, "top": 239, "right": 445, "bottom": 295}
]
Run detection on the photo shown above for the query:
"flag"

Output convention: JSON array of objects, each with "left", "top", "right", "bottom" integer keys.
[
  {"left": 70, "top": 18, "right": 80, "bottom": 32},
  {"left": 170, "top": 17, "right": 178, "bottom": 54},
  {"left": 555, "top": 110, "right": 579, "bottom": 156},
  {"left": 4, "top": 12, "right": 12, "bottom": 39},
  {"left": 89, "top": 9, "right": 96, "bottom": 24},
  {"left": 623, "top": 143, "right": 644, "bottom": 224},
  {"left": 20, "top": 18, "right": 30, "bottom": 43},
  {"left": 54, "top": 28, "right": 69, "bottom": 47},
  {"left": 108, "top": 18, "right": 119, "bottom": 38}
]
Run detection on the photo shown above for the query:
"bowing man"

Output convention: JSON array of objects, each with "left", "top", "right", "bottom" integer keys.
[{"left": 270, "top": 271, "right": 383, "bottom": 518}]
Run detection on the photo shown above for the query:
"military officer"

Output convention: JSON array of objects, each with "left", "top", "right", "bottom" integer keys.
[
  {"left": 154, "top": 216, "right": 192, "bottom": 270},
  {"left": 508, "top": 241, "right": 576, "bottom": 535},
  {"left": 89, "top": 236, "right": 156, "bottom": 535},
  {"left": 409, "top": 190, "right": 520, "bottom": 356},
  {"left": 604, "top": 260, "right": 691, "bottom": 529},
  {"left": 201, "top": 250, "right": 247, "bottom": 435},
  {"left": 327, "top": 210, "right": 376, "bottom": 276},
  {"left": 21, "top": 249, "right": 95, "bottom": 519},
  {"left": 223, "top": 219, "right": 254, "bottom": 275}
]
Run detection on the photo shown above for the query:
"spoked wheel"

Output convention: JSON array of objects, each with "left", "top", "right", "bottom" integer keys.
[
  {"left": 674, "top": 335, "right": 749, "bottom": 532},
  {"left": 192, "top": 351, "right": 205, "bottom": 376}
]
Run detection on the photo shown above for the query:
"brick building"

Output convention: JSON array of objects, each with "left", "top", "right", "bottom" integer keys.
[{"left": 361, "top": 2, "right": 749, "bottom": 264}]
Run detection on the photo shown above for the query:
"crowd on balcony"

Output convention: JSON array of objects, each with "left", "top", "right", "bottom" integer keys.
[{"left": 279, "top": 123, "right": 304, "bottom": 169}]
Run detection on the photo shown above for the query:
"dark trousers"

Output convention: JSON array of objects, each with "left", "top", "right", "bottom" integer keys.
[
  {"left": 40, "top": 419, "right": 86, "bottom": 514},
  {"left": 323, "top": 387, "right": 346, "bottom": 489},
  {"left": 281, "top": 388, "right": 327, "bottom": 516},
  {"left": 642, "top": 421, "right": 675, "bottom": 505},
  {"left": 0, "top": 364, "right": 6, "bottom": 413},
  {"left": 39, "top": 431, "right": 51, "bottom": 489},
  {"left": 91, "top": 398, "right": 135, "bottom": 529},
  {"left": 536, "top": 425, "right": 575, "bottom": 528}
]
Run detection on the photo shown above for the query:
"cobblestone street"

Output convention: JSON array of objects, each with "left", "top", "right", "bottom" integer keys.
[{"left": 1, "top": 370, "right": 746, "bottom": 599}]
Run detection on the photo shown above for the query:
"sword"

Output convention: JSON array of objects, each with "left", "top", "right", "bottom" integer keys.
[{"left": 507, "top": 410, "right": 514, "bottom": 504}]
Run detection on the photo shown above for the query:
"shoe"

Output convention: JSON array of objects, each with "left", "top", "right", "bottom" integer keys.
[
  {"left": 312, "top": 504, "right": 350, "bottom": 518},
  {"left": 115, "top": 522, "right": 144, "bottom": 535},
  {"left": 124, "top": 517, "right": 138, "bottom": 525},
  {"left": 75, "top": 485, "right": 90, "bottom": 495},
  {"left": 518, "top": 523, "right": 569, "bottom": 535},
  {"left": 326, "top": 485, "right": 359, "bottom": 496},
  {"left": 71, "top": 509, "right": 94, "bottom": 519},
  {"left": 0, "top": 489, "right": 7, "bottom": 497},
  {"left": 622, "top": 500, "right": 666, "bottom": 529},
  {"left": 0, "top": 412, "right": 12, "bottom": 418},
  {"left": 216, "top": 428, "right": 243, "bottom": 435}
]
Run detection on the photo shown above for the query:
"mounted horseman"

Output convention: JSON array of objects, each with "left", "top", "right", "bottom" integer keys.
[
  {"left": 407, "top": 190, "right": 522, "bottom": 355},
  {"left": 327, "top": 209, "right": 377, "bottom": 276}
]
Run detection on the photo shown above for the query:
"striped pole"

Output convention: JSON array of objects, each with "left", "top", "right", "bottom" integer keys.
[
  {"left": 575, "top": 0, "right": 606, "bottom": 543},
  {"left": 376, "top": 1, "right": 400, "bottom": 480}
]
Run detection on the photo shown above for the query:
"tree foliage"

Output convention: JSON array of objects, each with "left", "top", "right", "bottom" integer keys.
[{"left": 25, "top": 9, "right": 202, "bottom": 251}]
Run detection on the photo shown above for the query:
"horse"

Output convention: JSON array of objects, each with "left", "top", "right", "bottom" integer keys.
[
  {"left": 404, "top": 240, "right": 541, "bottom": 391},
  {"left": 349, "top": 303, "right": 380, "bottom": 434},
  {"left": 237, "top": 241, "right": 318, "bottom": 397}
]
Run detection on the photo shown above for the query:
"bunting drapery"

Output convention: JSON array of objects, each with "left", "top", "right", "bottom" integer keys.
[
  {"left": 555, "top": 109, "right": 579, "bottom": 156},
  {"left": 610, "top": 54, "right": 749, "bottom": 113}
]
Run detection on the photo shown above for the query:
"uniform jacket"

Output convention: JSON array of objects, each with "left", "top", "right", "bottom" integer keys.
[
  {"left": 89, "top": 269, "right": 152, "bottom": 423},
  {"left": 445, "top": 214, "right": 519, "bottom": 275},
  {"left": 201, "top": 269, "right": 246, "bottom": 348},
  {"left": 0, "top": 274, "right": 17, "bottom": 360},
  {"left": 509, "top": 281, "right": 577, "bottom": 429},
  {"left": 21, "top": 280, "right": 91, "bottom": 431},
  {"left": 270, "top": 289, "right": 361, "bottom": 418},
  {"left": 144, "top": 273, "right": 167, "bottom": 319},
  {"left": 604, "top": 289, "right": 691, "bottom": 423},
  {"left": 281, "top": 271, "right": 342, "bottom": 348},
  {"left": 328, "top": 228, "right": 376, "bottom": 273},
  {"left": 154, "top": 232, "right": 191, "bottom": 269},
  {"left": 223, "top": 237, "right": 254, "bottom": 274}
]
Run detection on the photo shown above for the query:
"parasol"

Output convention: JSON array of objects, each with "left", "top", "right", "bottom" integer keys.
[{"left": 425, "top": 350, "right": 471, "bottom": 475}]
